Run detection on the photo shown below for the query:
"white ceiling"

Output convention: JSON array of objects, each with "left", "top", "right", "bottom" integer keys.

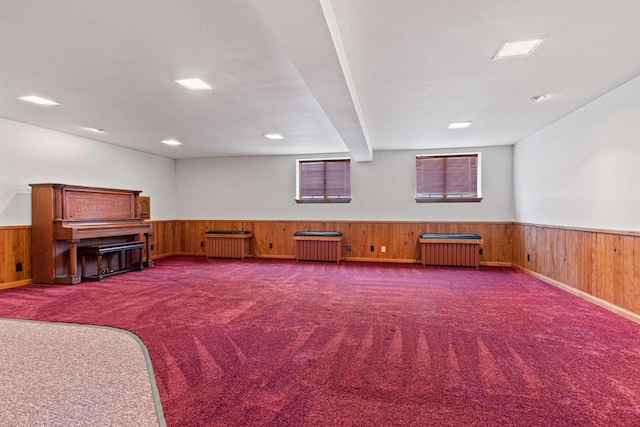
[{"left": 1, "top": 0, "right": 638, "bottom": 161}]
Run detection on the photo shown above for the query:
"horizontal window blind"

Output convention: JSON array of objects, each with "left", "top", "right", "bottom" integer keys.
[
  {"left": 299, "top": 161, "right": 325, "bottom": 198},
  {"left": 299, "top": 159, "right": 350, "bottom": 201},
  {"left": 416, "top": 154, "right": 479, "bottom": 201}
]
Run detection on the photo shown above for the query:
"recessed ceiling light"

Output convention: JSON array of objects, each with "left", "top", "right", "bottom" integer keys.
[
  {"left": 530, "top": 95, "right": 548, "bottom": 102},
  {"left": 175, "top": 78, "right": 212, "bottom": 90},
  {"left": 85, "top": 127, "right": 106, "bottom": 133},
  {"left": 18, "top": 95, "right": 60, "bottom": 106},
  {"left": 447, "top": 121, "right": 472, "bottom": 130},
  {"left": 161, "top": 139, "right": 182, "bottom": 146},
  {"left": 263, "top": 133, "right": 284, "bottom": 140},
  {"left": 493, "top": 36, "right": 547, "bottom": 60}
]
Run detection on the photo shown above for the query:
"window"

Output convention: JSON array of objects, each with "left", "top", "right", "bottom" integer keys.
[
  {"left": 296, "top": 158, "right": 351, "bottom": 203},
  {"left": 415, "top": 153, "right": 481, "bottom": 202}
]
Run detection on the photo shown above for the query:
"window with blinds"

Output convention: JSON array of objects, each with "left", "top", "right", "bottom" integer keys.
[
  {"left": 415, "top": 153, "right": 482, "bottom": 202},
  {"left": 297, "top": 158, "right": 351, "bottom": 203}
]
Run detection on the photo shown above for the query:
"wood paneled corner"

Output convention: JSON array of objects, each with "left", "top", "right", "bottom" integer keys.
[
  {"left": 512, "top": 223, "right": 640, "bottom": 316},
  {"left": 0, "top": 226, "right": 31, "bottom": 289},
  {"left": 149, "top": 220, "right": 178, "bottom": 258}
]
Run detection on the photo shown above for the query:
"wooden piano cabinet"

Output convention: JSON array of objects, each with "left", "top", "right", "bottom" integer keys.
[
  {"left": 139, "top": 196, "right": 151, "bottom": 220},
  {"left": 30, "top": 183, "right": 153, "bottom": 284}
]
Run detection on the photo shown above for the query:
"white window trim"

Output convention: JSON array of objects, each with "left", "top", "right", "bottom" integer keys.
[
  {"left": 415, "top": 152, "right": 482, "bottom": 200},
  {"left": 296, "top": 157, "right": 352, "bottom": 202}
]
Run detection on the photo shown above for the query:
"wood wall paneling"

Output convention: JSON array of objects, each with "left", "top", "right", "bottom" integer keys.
[
  {"left": 251, "top": 221, "right": 297, "bottom": 258},
  {"left": 512, "top": 223, "right": 640, "bottom": 316},
  {"left": 0, "top": 226, "right": 31, "bottom": 289},
  {"left": 4, "top": 220, "right": 638, "bottom": 318},
  {"left": 171, "top": 220, "right": 512, "bottom": 265},
  {"left": 150, "top": 220, "right": 178, "bottom": 259}
]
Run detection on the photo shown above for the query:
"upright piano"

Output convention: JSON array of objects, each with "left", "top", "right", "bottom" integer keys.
[{"left": 30, "top": 183, "right": 153, "bottom": 284}]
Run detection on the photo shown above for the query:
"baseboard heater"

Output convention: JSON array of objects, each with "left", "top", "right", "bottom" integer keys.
[
  {"left": 293, "top": 231, "right": 343, "bottom": 263},
  {"left": 205, "top": 231, "right": 253, "bottom": 259},
  {"left": 419, "top": 233, "right": 482, "bottom": 268}
]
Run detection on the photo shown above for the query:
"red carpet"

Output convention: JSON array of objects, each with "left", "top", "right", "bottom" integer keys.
[{"left": 1, "top": 256, "right": 639, "bottom": 426}]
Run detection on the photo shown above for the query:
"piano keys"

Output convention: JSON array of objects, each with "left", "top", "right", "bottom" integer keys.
[{"left": 30, "top": 183, "right": 153, "bottom": 284}]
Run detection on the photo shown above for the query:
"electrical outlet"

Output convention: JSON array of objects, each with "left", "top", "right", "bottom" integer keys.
[
  {"left": 370, "top": 245, "right": 374, "bottom": 252},
  {"left": 346, "top": 244, "right": 351, "bottom": 252},
  {"left": 479, "top": 248, "right": 483, "bottom": 255},
  {"left": 527, "top": 254, "right": 531, "bottom": 262},
  {"left": 381, "top": 246, "right": 386, "bottom": 253},
  {"left": 16, "top": 262, "right": 23, "bottom": 272},
  {"left": 200, "top": 241, "right": 204, "bottom": 247},
  {"left": 269, "top": 243, "right": 273, "bottom": 249}
]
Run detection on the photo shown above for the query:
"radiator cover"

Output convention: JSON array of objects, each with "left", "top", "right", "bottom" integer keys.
[
  {"left": 294, "top": 237, "right": 342, "bottom": 263},
  {"left": 419, "top": 238, "right": 482, "bottom": 268},
  {"left": 205, "top": 232, "right": 252, "bottom": 259}
]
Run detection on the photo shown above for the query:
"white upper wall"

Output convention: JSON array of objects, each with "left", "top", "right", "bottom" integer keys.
[
  {"left": 514, "top": 76, "right": 640, "bottom": 232},
  {"left": 0, "top": 118, "right": 176, "bottom": 225},
  {"left": 175, "top": 145, "right": 514, "bottom": 221},
  {"left": 7, "top": 65, "right": 636, "bottom": 231}
]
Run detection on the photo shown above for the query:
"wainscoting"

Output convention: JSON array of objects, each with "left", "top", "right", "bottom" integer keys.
[
  {"left": 0, "top": 226, "right": 31, "bottom": 290},
  {"left": 2, "top": 221, "right": 639, "bottom": 318},
  {"left": 165, "top": 220, "right": 513, "bottom": 265},
  {"left": 512, "top": 223, "right": 640, "bottom": 317},
  {"left": 149, "top": 220, "right": 178, "bottom": 259}
]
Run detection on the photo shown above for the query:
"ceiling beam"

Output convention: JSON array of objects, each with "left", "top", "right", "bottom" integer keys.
[{"left": 251, "top": 0, "right": 373, "bottom": 162}]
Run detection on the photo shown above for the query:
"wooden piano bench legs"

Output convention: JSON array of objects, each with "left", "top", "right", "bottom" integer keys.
[{"left": 79, "top": 241, "right": 145, "bottom": 281}]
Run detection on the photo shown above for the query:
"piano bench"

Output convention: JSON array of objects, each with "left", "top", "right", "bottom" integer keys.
[{"left": 79, "top": 241, "right": 145, "bottom": 281}]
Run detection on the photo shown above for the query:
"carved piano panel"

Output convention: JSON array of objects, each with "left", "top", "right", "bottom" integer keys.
[
  {"left": 64, "top": 189, "right": 135, "bottom": 220},
  {"left": 30, "top": 183, "right": 152, "bottom": 284}
]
